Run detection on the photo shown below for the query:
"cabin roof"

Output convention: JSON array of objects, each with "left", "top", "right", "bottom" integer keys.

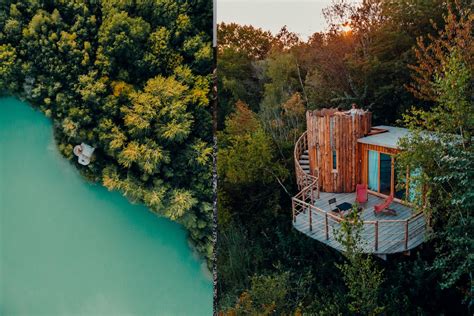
[
  {"left": 80, "top": 143, "right": 95, "bottom": 157},
  {"left": 357, "top": 125, "right": 410, "bottom": 149}
]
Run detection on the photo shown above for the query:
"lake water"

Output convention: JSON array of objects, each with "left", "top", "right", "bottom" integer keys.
[{"left": 0, "top": 97, "right": 212, "bottom": 315}]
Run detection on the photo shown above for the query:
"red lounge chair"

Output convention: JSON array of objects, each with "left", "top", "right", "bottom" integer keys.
[
  {"left": 374, "top": 195, "right": 397, "bottom": 216},
  {"left": 356, "top": 184, "right": 368, "bottom": 204}
]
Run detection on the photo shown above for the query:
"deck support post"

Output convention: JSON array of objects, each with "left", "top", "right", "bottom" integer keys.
[
  {"left": 374, "top": 221, "right": 378, "bottom": 251},
  {"left": 405, "top": 220, "right": 409, "bottom": 250},
  {"left": 292, "top": 199, "right": 296, "bottom": 223},
  {"left": 302, "top": 190, "right": 305, "bottom": 213},
  {"left": 309, "top": 207, "right": 312, "bottom": 231},
  {"left": 325, "top": 213, "right": 329, "bottom": 240}
]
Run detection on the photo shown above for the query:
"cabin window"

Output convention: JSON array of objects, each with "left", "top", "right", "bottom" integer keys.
[
  {"left": 332, "top": 150, "right": 337, "bottom": 170},
  {"left": 379, "top": 153, "right": 392, "bottom": 195},
  {"left": 368, "top": 150, "right": 379, "bottom": 191}
]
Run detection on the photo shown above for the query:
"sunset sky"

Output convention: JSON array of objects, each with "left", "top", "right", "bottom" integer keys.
[{"left": 217, "top": 0, "right": 335, "bottom": 39}]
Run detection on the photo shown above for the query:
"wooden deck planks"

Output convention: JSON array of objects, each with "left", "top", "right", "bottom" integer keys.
[{"left": 293, "top": 192, "right": 426, "bottom": 254}]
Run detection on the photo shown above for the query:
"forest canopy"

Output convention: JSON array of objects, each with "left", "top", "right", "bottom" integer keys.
[{"left": 0, "top": 0, "right": 213, "bottom": 260}]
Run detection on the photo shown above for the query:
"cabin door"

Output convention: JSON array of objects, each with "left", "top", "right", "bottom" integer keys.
[
  {"left": 368, "top": 150, "right": 379, "bottom": 191},
  {"left": 379, "top": 153, "right": 392, "bottom": 195},
  {"left": 367, "top": 150, "right": 394, "bottom": 196}
]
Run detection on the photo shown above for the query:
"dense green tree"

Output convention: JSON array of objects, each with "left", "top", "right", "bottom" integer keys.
[
  {"left": 397, "top": 1, "right": 473, "bottom": 312},
  {"left": 216, "top": 23, "right": 278, "bottom": 128},
  {"left": 218, "top": 22, "right": 275, "bottom": 60},
  {"left": 303, "top": 31, "right": 356, "bottom": 108},
  {"left": 218, "top": 101, "right": 286, "bottom": 185},
  {"left": 217, "top": 48, "right": 263, "bottom": 126},
  {"left": 260, "top": 53, "right": 300, "bottom": 111},
  {"left": 407, "top": 1, "right": 473, "bottom": 102},
  {"left": 314, "top": 0, "right": 448, "bottom": 123},
  {"left": 97, "top": 10, "right": 151, "bottom": 81},
  {"left": 0, "top": 43, "right": 17, "bottom": 91},
  {"left": 224, "top": 272, "right": 291, "bottom": 315},
  {"left": 399, "top": 49, "right": 473, "bottom": 306},
  {"left": 335, "top": 207, "right": 385, "bottom": 315}
]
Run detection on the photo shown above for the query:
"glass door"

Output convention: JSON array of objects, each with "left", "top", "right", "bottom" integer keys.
[
  {"left": 379, "top": 153, "right": 392, "bottom": 195},
  {"left": 368, "top": 150, "right": 379, "bottom": 191},
  {"left": 367, "top": 150, "right": 394, "bottom": 196}
]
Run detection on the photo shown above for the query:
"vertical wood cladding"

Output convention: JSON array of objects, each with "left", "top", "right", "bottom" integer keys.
[{"left": 306, "top": 109, "right": 372, "bottom": 193}]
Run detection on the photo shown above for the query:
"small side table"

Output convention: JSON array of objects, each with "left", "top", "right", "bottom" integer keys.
[{"left": 336, "top": 202, "right": 352, "bottom": 212}]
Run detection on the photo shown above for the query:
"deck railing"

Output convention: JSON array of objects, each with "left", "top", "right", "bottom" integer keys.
[{"left": 292, "top": 182, "right": 426, "bottom": 253}]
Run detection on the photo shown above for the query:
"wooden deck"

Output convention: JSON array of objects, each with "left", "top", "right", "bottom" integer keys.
[{"left": 292, "top": 191, "right": 426, "bottom": 255}]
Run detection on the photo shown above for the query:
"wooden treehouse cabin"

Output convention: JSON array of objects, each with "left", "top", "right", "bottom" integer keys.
[{"left": 292, "top": 108, "right": 426, "bottom": 258}]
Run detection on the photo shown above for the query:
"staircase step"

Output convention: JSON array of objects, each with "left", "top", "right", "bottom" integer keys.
[{"left": 298, "top": 149, "right": 310, "bottom": 174}]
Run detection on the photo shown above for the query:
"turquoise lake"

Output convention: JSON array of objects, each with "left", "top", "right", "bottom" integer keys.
[{"left": 0, "top": 97, "right": 212, "bottom": 315}]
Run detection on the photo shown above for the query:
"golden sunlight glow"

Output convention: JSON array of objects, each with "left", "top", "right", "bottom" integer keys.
[{"left": 341, "top": 22, "right": 352, "bottom": 34}]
